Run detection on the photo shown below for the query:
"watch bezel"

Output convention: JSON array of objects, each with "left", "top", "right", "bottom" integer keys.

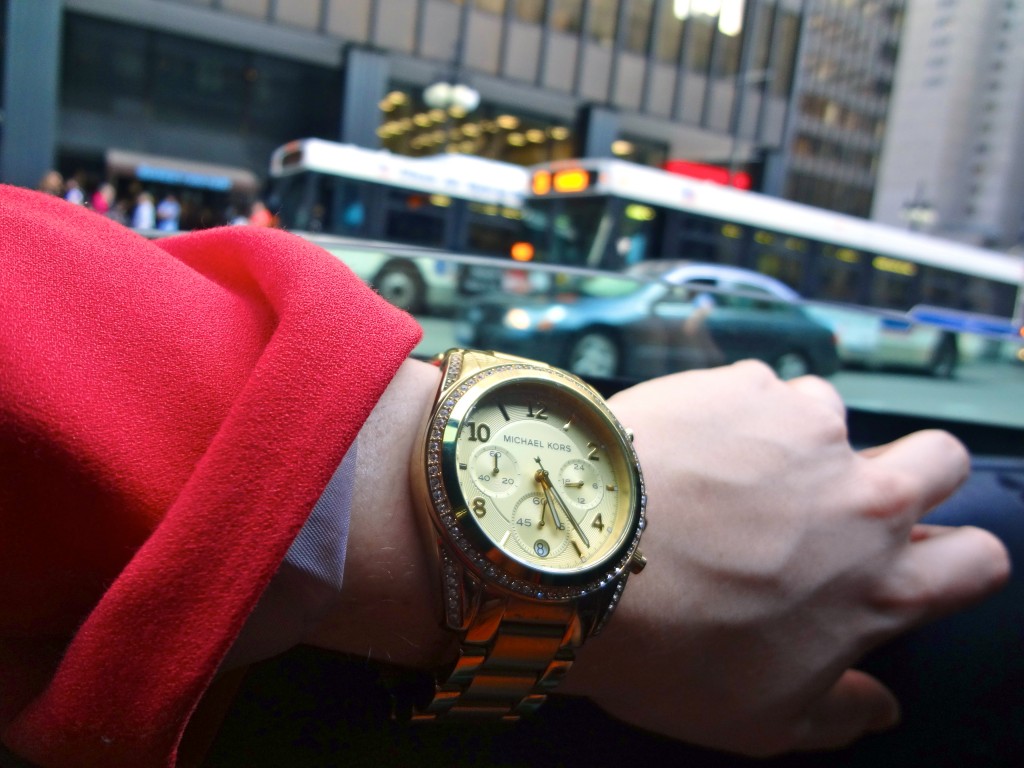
[{"left": 422, "top": 358, "right": 646, "bottom": 602}]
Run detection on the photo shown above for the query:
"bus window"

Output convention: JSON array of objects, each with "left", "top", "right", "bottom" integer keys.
[
  {"left": 275, "top": 172, "right": 367, "bottom": 235},
  {"left": 920, "top": 265, "right": 959, "bottom": 309},
  {"left": 546, "top": 196, "right": 613, "bottom": 268},
  {"left": 466, "top": 202, "right": 522, "bottom": 256},
  {"left": 676, "top": 214, "right": 720, "bottom": 264},
  {"left": 715, "top": 223, "right": 746, "bottom": 267},
  {"left": 819, "top": 245, "right": 864, "bottom": 304},
  {"left": 615, "top": 201, "right": 662, "bottom": 266},
  {"left": 319, "top": 175, "right": 366, "bottom": 235},
  {"left": 384, "top": 190, "right": 447, "bottom": 247},
  {"left": 869, "top": 255, "right": 918, "bottom": 310},
  {"left": 754, "top": 232, "right": 805, "bottom": 291}
]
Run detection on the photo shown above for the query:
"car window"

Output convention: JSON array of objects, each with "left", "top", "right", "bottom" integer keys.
[
  {"left": 300, "top": 237, "right": 1024, "bottom": 433},
  {"left": 721, "top": 283, "right": 790, "bottom": 311}
]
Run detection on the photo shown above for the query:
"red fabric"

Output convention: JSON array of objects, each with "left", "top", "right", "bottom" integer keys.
[{"left": 0, "top": 185, "right": 421, "bottom": 766}]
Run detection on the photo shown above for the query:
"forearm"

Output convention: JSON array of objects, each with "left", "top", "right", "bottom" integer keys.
[{"left": 304, "top": 357, "right": 457, "bottom": 668}]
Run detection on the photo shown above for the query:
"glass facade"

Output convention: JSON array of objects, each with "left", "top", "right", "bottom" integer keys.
[{"left": 60, "top": 13, "right": 339, "bottom": 141}]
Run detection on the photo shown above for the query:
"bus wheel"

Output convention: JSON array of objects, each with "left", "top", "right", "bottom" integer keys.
[
  {"left": 568, "top": 332, "right": 620, "bottom": 379},
  {"left": 373, "top": 260, "right": 426, "bottom": 314},
  {"left": 928, "top": 334, "right": 958, "bottom": 378},
  {"left": 773, "top": 351, "right": 811, "bottom": 380}
]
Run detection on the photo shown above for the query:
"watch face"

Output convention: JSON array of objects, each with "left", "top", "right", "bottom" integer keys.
[{"left": 427, "top": 360, "right": 644, "bottom": 598}]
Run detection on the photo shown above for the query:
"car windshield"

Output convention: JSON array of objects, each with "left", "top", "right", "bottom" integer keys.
[
  {"left": 312, "top": 240, "right": 1023, "bottom": 433},
  {"left": 13, "top": 2, "right": 1024, "bottom": 765}
]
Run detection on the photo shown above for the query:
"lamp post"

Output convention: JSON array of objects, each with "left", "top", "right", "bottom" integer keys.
[
  {"left": 422, "top": 2, "right": 480, "bottom": 153},
  {"left": 901, "top": 183, "right": 937, "bottom": 232}
]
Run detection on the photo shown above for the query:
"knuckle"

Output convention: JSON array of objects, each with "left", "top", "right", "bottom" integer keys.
[
  {"left": 862, "top": 469, "right": 920, "bottom": 522},
  {"left": 872, "top": 563, "right": 933, "bottom": 615},
  {"left": 732, "top": 358, "right": 779, "bottom": 386}
]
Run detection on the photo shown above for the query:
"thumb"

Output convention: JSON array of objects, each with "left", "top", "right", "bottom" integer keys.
[{"left": 792, "top": 669, "right": 901, "bottom": 752}]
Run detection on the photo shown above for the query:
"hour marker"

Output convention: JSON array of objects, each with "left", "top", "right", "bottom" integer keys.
[
  {"left": 606, "top": 484, "right": 617, "bottom": 491},
  {"left": 498, "top": 403, "right": 510, "bottom": 422},
  {"left": 499, "top": 530, "right": 511, "bottom": 547},
  {"left": 572, "top": 540, "right": 585, "bottom": 558},
  {"left": 459, "top": 463, "right": 468, "bottom": 470},
  {"left": 562, "top": 414, "right": 574, "bottom": 431}
]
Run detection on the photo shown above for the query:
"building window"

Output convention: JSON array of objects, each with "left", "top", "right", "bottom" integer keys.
[
  {"left": 770, "top": 9, "right": 800, "bottom": 96},
  {"left": 61, "top": 13, "right": 338, "bottom": 140},
  {"left": 61, "top": 14, "right": 149, "bottom": 110},
  {"left": 624, "top": 0, "right": 655, "bottom": 54},
  {"left": 514, "top": 0, "right": 546, "bottom": 23},
  {"left": 588, "top": 0, "right": 621, "bottom": 46},
  {"left": 473, "top": 0, "right": 507, "bottom": 12},
  {"left": 684, "top": 13, "right": 716, "bottom": 72},
  {"left": 654, "top": 1, "right": 685, "bottom": 61},
  {"left": 550, "top": 0, "right": 585, "bottom": 32}
]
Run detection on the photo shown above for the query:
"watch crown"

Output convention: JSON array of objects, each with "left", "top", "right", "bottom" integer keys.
[{"left": 629, "top": 550, "right": 647, "bottom": 574}]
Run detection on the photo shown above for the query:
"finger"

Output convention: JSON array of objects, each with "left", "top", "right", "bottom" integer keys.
[
  {"left": 909, "top": 522, "right": 958, "bottom": 542},
  {"left": 883, "top": 525, "right": 1010, "bottom": 624},
  {"left": 792, "top": 669, "right": 901, "bottom": 752},
  {"left": 861, "top": 430, "right": 970, "bottom": 519},
  {"left": 787, "top": 375, "right": 846, "bottom": 418}
]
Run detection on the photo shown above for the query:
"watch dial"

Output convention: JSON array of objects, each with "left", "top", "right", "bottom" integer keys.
[{"left": 451, "top": 379, "right": 637, "bottom": 576}]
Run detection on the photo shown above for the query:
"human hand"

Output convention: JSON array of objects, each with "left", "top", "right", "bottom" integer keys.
[{"left": 561, "top": 361, "right": 1010, "bottom": 756}]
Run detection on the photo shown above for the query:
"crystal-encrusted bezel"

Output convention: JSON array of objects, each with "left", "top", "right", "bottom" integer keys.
[{"left": 424, "top": 355, "right": 647, "bottom": 602}]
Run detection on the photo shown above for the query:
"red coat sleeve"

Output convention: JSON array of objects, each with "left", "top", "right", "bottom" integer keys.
[{"left": 0, "top": 185, "right": 422, "bottom": 767}]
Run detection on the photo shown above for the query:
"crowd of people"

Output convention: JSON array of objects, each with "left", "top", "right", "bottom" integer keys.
[{"left": 35, "top": 168, "right": 276, "bottom": 231}]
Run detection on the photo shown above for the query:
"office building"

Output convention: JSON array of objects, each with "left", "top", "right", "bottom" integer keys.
[
  {"left": 871, "top": 0, "right": 1024, "bottom": 249},
  {"left": 763, "top": 0, "right": 906, "bottom": 218},
  {"left": 1, "top": 0, "right": 807, "bottom": 211}
]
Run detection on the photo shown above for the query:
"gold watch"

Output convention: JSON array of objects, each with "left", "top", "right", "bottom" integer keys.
[{"left": 408, "top": 348, "right": 647, "bottom": 721}]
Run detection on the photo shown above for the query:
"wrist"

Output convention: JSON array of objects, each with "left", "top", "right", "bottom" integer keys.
[{"left": 305, "top": 358, "right": 457, "bottom": 670}]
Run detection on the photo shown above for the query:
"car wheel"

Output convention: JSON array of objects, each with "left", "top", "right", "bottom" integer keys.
[
  {"left": 373, "top": 260, "right": 426, "bottom": 314},
  {"left": 568, "top": 332, "right": 620, "bottom": 379},
  {"left": 928, "top": 335, "right": 958, "bottom": 379},
  {"left": 773, "top": 351, "right": 811, "bottom": 380}
]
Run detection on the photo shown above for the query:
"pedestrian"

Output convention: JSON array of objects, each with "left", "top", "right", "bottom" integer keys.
[
  {"left": 247, "top": 200, "right": 274, "bottom": 227},
  {"left": 156, "top": 193, "right": 181, "bottom": 232},
  {"left": 36, "top": 170, "right": 64, "bottom": 197},
  {"left": 132, "top": 191, "right": 156, "bottom": 230}
]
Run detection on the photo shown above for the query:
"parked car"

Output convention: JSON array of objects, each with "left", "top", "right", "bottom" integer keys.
[
  {"left": 455, "top": 261, "right": 840, "bottom": 379},
  {"left": 804, "top": 304, "right": 962, "bottom": 377}
]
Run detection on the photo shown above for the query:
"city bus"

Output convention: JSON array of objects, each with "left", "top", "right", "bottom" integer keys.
[
  {"left": 268, "top": 138, "right": 528, "bottom": 312},
  {"left": 518, "top": 158, "right": 1024, "bottom": 373}
]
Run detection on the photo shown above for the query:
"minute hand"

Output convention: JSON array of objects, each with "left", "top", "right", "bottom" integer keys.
[{"left": 534, "top": 458, "right": 590, "bottom": 549}]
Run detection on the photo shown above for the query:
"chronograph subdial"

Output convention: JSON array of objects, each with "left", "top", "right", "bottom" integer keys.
[
  {"left": 470, "top": 444, "right": 522, "bottom": 498},
  {"left": 558, "top": 458, "right": 605, "bottom": 511},
  {"left": 510, "top": 492, "right": 569, "bottom": 561}
]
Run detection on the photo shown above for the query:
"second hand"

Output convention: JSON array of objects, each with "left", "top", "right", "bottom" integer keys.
[{"left": 534, "top": 457, "right": 590, "bottom": 549}]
